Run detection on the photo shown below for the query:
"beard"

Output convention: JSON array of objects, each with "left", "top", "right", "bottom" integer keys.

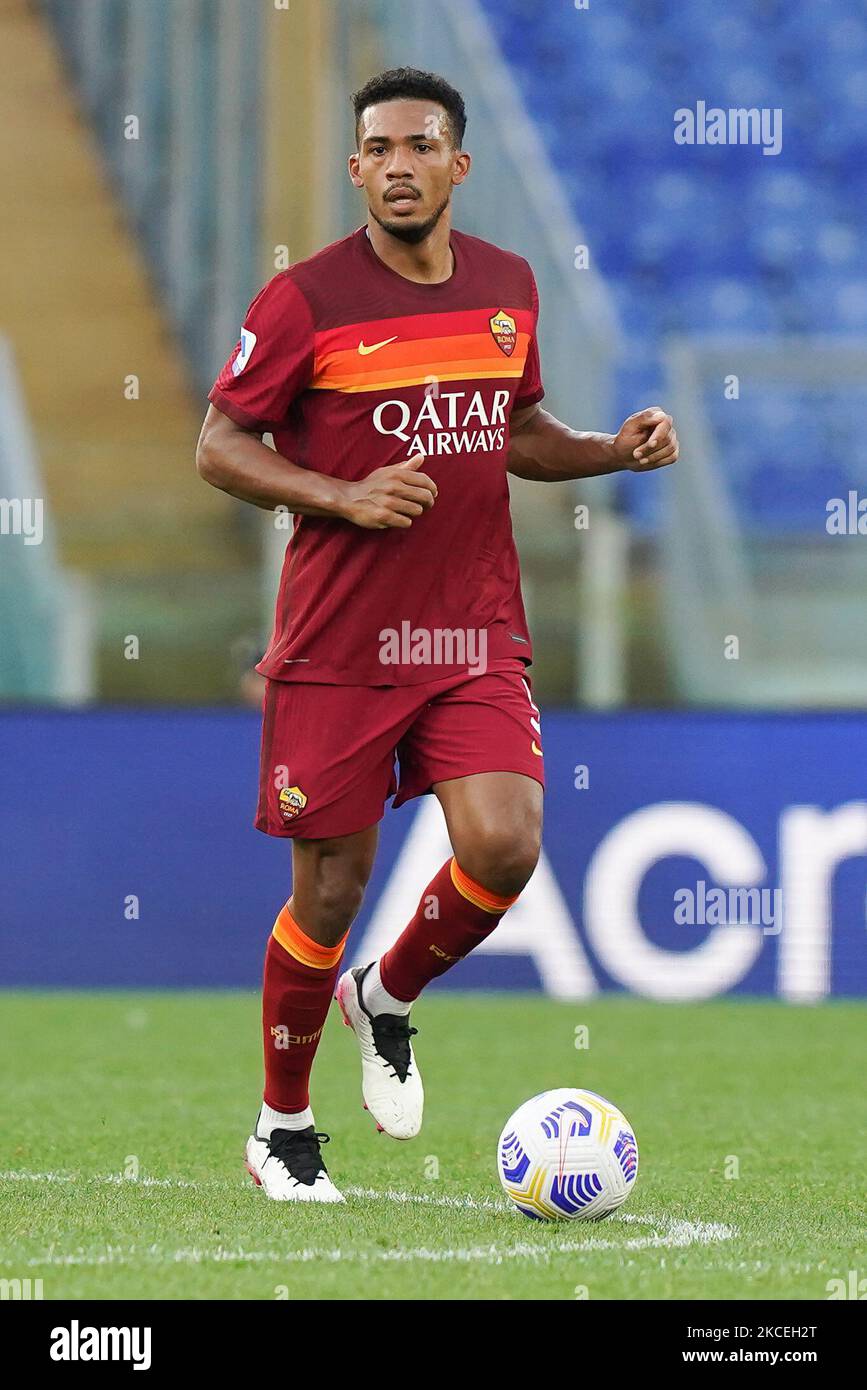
[{"left": 370, "top": 192, "right": 451, "bottom": 245}]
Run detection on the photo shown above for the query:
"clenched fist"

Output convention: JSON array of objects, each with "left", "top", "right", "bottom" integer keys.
[
  {"left": 340, "top": 453, "right": 438, "bottom": 529},
  {"left": 613, "top": 407, "right": 679, "bottom": 472}
]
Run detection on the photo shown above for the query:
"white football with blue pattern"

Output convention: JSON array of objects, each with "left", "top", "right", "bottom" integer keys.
[{"left": 497, "top": 1087, "right": 639, "bottom": 1221}]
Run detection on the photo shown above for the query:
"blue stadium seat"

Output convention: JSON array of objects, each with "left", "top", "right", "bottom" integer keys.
[{"left": 480, "top": 0, "right": 864, "bottom": 533}]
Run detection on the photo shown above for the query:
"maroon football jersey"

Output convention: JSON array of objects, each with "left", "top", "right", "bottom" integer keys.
[{"left": 209, "top": 226, "right": 545, "bottom": 685}]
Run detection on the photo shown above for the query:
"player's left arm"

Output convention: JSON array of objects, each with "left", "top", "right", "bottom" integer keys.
[{"left": 506, "top": 403, "right": 678, "bottom": 481}]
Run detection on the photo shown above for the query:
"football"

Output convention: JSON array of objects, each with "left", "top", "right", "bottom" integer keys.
[{"left": 497, "top": 1087, "right": 639, "bottom": 1221}]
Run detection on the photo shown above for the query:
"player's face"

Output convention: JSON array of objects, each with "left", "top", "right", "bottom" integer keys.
[{"left": 349, "top": 100, "right": 470, "bottom": 244}]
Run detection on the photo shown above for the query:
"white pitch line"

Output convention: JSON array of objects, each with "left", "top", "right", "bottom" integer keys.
[
  {"left": 343, "top": 1183, "right": 508, "bottom": 1212},
  {"left": 0, "top": 1169, "right": 203, "bottom": 1191},
  {"left": 21, "top": 1218, "right": 735, "bottom": 1269},
  {"left": 0, "top": 1168, "right": 724, "bottom": 1230},
  {"left": 0, "top": 1169, "right": 505, "bottom": 1209},
  {"left": 0, "top": 1170, "right": 76, "bottom": 1184},
  {"left": 0, "top": 1167, "right": 735, "bottom": 1264}
]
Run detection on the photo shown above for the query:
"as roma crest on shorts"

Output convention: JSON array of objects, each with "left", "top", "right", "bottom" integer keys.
[
  {"left": 278, "top": 785, "right": 308, "bottom": 821},
  {"left": 489, "top": 310, "right": 517, "bottom": 357}
]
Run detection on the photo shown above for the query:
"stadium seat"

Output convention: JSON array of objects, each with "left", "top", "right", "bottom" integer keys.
[{"left": 480, "top": 0, "right": 865, "bottom": 534}]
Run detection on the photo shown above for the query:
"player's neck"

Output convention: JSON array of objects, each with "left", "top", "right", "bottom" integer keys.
[{"left": 365, "top": 215, "right": 455, "bottom": 285}]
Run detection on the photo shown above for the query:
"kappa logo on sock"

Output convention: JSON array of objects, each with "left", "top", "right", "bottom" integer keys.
[
  {"left": 429, "top": 944, "right": 462, "bottom": 962},
  {"left": 278, "top": 785, "right": 308, "bottom": 821},
  {"left": 271, "top": 1023, "right": 323, "bottom": 1048}
]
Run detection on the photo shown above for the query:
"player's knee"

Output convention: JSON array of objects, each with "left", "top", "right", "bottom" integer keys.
[
  {"left": 311, "top": 869, "right": 366, "bottom": 944},
  {"left": 459, "top": 825, "right": 540, "bottom": 899},
  {"left": 292, "top": 830, "right": 376, "bottom": 946}
]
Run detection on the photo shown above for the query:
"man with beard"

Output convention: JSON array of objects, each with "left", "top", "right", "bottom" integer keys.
[{"left": 197, "top": 67, "right": 678, "bottom": 1202}]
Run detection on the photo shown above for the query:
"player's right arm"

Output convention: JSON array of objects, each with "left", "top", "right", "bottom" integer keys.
[
  {"left": 196, "top": 409, "right": 436, "bottom": 529},
  {"left": 198, "top": 272, "right": 436, "bottom": 529}
]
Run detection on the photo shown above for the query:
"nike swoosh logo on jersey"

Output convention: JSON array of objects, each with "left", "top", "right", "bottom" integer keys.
[{"left": 358, "top": 336, "right": 398, "bottom": 355}]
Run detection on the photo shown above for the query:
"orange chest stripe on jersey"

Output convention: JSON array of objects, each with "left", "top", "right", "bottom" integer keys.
[
  {"left": 313, "top": 305, "right": 534, "bottom": 355},
  {"left": 311, "top": 330, "right": 530, "bottom": 394}
]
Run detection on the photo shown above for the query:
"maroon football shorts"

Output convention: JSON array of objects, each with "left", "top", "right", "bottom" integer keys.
[{"left": 255, "top": 658, "right": 545, "bottom": 839}]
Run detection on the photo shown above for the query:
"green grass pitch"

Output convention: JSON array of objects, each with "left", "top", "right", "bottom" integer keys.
[{"left": 0, "top": 992, "right": 864, "bottom": 1300}]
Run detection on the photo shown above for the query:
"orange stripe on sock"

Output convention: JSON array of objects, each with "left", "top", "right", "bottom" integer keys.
[
  {"left": 271, "top": 904, "right": 347, "bottom": 969},
  {"left": 450, "top": 858, "right": 519, "bottom": 915}
]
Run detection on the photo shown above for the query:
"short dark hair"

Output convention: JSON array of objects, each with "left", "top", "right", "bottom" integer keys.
[{"left": 352, "top": 67, "right": 467, "bottom": 148}]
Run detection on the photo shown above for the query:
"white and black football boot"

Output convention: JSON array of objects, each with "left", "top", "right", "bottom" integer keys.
[
  {"left": 245, "top": 1118, "right": 344, "bottom": 1202},
  {"left": 335, "top": 963, "right": 424, "bottom": 1140}
]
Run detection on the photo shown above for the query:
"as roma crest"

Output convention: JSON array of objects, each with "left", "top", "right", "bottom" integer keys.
[
  {"left": 489, "top": 310, "right": 517, "bottom": 357},
  {"left": 278, "top": 785, "right": 308, "bottom": 821}
]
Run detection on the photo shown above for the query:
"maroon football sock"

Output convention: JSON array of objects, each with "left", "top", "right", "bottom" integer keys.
[
  {"left": 262, "top": 903, "right": 347, "bottom": 1113},
  {"left": 379, "top": 857, "right": 519, "bottom": 1003}
]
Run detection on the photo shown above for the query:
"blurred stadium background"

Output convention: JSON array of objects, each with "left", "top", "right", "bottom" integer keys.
[{"left": 1, "top": 0, "right": 865, "bottom": 1003}]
